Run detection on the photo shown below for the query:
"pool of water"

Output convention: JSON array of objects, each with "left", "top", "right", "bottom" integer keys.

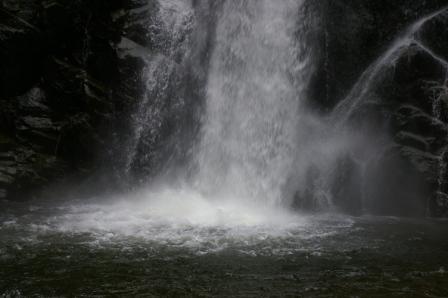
[{"left": 1, "top": 195, "right": 447, "bottom": 297}]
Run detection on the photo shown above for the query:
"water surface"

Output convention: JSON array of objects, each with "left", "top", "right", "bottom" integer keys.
[{"left": 1, "top": 197, "right": 447, "bottom": 297}]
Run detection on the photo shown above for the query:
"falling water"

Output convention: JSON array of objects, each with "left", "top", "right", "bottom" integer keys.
[
  {"left": 124, "top": 0, "right": 194, "bottom": 179},
  {"left": 121, "top": 3, "right": 448, "bottom": 216},
  {"left": 327, "top": 6, "right": 448, "bottom": 216},
  {"left": 5, "top": 7, "right": 448, "bottom": 295},
  {"left": 193, "top": 0, "right": 311, "bottom": 206},
  {"left": 332, "top": 6, "right": 448, "bottom": 125}
]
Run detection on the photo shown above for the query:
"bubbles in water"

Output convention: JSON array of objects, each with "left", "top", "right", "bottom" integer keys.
[{"left": 0, "top": 189, "right": 354, "bottom": 255}]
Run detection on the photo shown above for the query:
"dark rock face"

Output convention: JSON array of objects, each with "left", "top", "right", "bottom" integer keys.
[
  {"left": 364, "top": 148, "right": 429, "bottom": 217},
  {"left": 330, "top": 155, "right": 363, "bottom": 216},
  {"left": 312, "top": 0, "right": 448, "bottom": 110},
  {"left": 313, "top": 0, "right": 448, "bottom": 216},
  {"left": 1, "top": 0, "right": 448, "bottom": 217},
  {"left": 0, "top": 0, "right": 143, "bottom": 199},
  {"left": 122, "top": 1, "right": 219, "bottom": 185}
]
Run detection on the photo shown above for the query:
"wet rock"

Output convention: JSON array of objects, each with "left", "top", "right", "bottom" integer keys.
[
  {"left": 0, "top": 0, "right": 447, "bottom": 218},
  {"left": 0, "top": 171, "right": 14, "bottom": 185},
  {"left": 331, "top": 155, "right": 363, "bottom": 215},
  {"left": 0, "top": 0, "right": 131, "bottom": 200},
  {"left": 0, "top": 151, "right": 15, "bottom": 162},
  {"left": 316, "top": 0, "right": 448, "bottom": 216},
  {"left": 431, "top": 191, "right": 448, "bottom": 217},
  {"left": 17, "top": 87, "right": 50, "bottom": 116},
  {"left": 293, "top": 166, "right": 321, "bottom": 212},
  {"left": 0, "top": 0, "right": 43, "bottom": 97},
  {"left": 364, "top": 147, "right": 429, "bottom": 217},
  {"left": 420, "top": 15, "right": 448, "bottom": 62},
  {"left": 0, "top": 134, "right": 15, "bottom": 152},
  {"left": 20, "top": 117, "right": 54, "bottom": 131}
]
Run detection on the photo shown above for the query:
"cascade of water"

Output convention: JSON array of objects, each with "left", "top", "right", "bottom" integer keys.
[
  {"left": 331, "top": 6, "right": 448, "bottom": 125},
  {"left": 126, "top": 2, "right": 446, "bottom": 215},
  {"left": 327, "top": 6, "right": 448, "bottom": 216},
  {"left": 124, "top": 0, "right": 194, "bottom": 178},
  {"left": 192, "top": 0, "right": 311, "bottom": 206}
]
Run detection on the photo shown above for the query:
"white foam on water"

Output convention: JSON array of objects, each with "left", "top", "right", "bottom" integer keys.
[
  {"left": 54, "top": 188, "right": 306, "bottom": 238},
  {"left": 0, "top": 188, "right": 352, "bottom": 255},
  {"left": 45, "top": 1, "right": 352, "bottom": 251}
]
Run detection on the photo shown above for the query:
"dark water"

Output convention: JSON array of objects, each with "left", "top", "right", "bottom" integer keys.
[{"left": 1, "top": 199, "right": 447, "bottom": 297}]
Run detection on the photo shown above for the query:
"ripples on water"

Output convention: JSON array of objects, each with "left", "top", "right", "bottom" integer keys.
[
  {"left": 0, "top": 188, "right": 354, "bottom": 255},
  {"left": 1, "top": 190, "right": 447, "bottom": 297}
]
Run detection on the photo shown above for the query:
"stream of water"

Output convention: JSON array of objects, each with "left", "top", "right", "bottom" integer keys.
[{"left": 1, "top": 1, "right": 448, "bottom": 296}]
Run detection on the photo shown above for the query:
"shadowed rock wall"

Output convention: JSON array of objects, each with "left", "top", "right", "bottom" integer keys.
[{"left": 1, "top": 0, "right": 448, "bottom": 216}]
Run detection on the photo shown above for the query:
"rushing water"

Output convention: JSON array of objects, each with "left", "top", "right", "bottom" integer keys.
[
  {"left": 332, "top": 6, "right": 448, "bottom": 125},
  {"left": 1, "top": 199, "right": 448, "bottom": 297},
  {"left": 193, "top": 0, "right": 309, "bottom": 206},
  {"left": 2, "top": 1, "right": 448, "bottom": 297}
]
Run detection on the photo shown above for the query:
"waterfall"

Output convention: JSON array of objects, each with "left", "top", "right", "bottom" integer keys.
[
  {"left": 327, "top": 6, "right": 448, "bottom": 216},
  {"left": 123, "top": 1, "right": 446, "bottom": 215},
  {"left": 124, "top": 0, "right": 195, "bottom": 181},
  {"left": 192, "top": 0, "right": 311, "bottom": 206},
  {"left": 332, "top": 6, "right": 448, "bottom": 125}
]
